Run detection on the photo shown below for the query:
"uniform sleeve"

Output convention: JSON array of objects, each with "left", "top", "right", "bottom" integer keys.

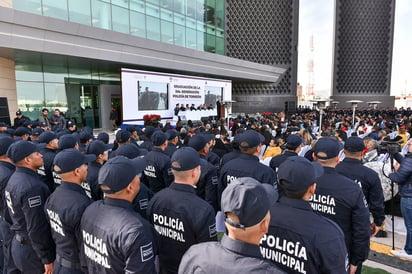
[
  {"left": 124, "top": 232, "right": 157, "bottom": 274},
  {"left": 367, "top": 172, "right": 385, "bottom": 226},
  {"left": 350, "top": 190, "right": 370, "bottom": 266},
  {"left": 194, "top": 206, "right": 217, "bottom": 243},
  {"left": 22, "top": 187, "right": 56, "bottom": 264},
  {"left": 318, "top": 232, "right": 348, "bottom": 274},
  {"left": 178, "top": 246, "right": 206, "bottom": 274},
  {"left": 218, "top": 167, "right": 228, "bottom": 203},
  {"left": 161, "top": 161, "right": 174, "bottom": 188},
  {"left": 205, "top": 167, "right": 219, "bottom": 212},
  {"left": 389, "top": 158, "right": 412, "bottom": 185}
]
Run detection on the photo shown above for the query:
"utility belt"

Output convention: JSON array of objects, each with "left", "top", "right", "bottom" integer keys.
[
  {"left": 15, "top": 234, "right": 31, "bottom": 245},
  {"left": 56, "top": 254, "right": 81, "bottom": 270}
]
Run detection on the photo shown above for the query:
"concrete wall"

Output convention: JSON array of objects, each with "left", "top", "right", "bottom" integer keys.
[{"left": 0, "top": 57, "right": 17, "bottom": 123}]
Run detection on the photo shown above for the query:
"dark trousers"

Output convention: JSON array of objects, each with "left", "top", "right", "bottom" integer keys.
[
  {"left": 53, "top": 260, "right": 84, "bottom": 274},
  {"left": 0, "top": 221, "right": 20, "bottom": 274},
  {"left": 11, "top": 238, "right": 43, "bottom": 274}
]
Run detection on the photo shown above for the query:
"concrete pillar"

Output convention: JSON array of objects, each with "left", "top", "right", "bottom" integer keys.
[{"left": 0, "top": 57, "right": 18, "bottom": 122}]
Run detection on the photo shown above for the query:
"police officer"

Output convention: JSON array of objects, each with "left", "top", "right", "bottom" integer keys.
[
  {"left": 38, "top": 131, "right": 59, "bottom": 192},
  {"left": 188, "top": 134, "right": 219, "bottom": 212},
  {"left": 58, "top": 134, "right": 79, "bottom": 151},
  {"left": 0, "top": 136, "right": 19, "bottom": 274},
  {"left": 164, "top": 129, "right": 180, "bottom": 158},
  {"left": 80, "top": 156, "right": 157, "bottom": 273},
  {"left": 336, "top": 136, "right": 385, "bottom": 237},
  {"left": 78, "top": 131, "right": 93, "bottom": 153},
  {"left": 13, "top": 110, "right": 30, "bottom": 129},
  {"left": 219, "top": 130, "right": 277, "bottom": 198},
  {"left": 179, "top": 177, "right": 284, "bottom": 274},
  {"left": 260, "top": 156, "right": 348, "bottom": 273},
  {"left": 140, "top": 126, "right": 155, "bottom": 152},
  {"left": 142, "top": 131, "right": 174, "bottom": 193},
  {"left": 44, "top": 149, "right": 95, "bottom": 273},
  {"left": 269, "top": 134, "right": 303, "bottom": 173},
  {"left": 5, "top": 140, "right": 55, "bottom": 273},
  {"left": 311, "top": 137, "right": 370, "bottom": 274},
  {"left": 147, "top": 147, "right": 217, "bottom": 274},
  {"left": 85, "top": 140, "right": 111, "bottom": 200},
  {"left": 112, "top": 144, "right": 154, "bottom": 219}
]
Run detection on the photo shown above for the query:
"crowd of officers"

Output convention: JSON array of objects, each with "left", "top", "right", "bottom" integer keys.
[{"left": 1, "top": 105, "right": 406, "bottom": 273}]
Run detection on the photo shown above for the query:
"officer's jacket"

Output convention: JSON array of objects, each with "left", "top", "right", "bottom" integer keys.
[
  {"left": 44, "top": 181, "right": 92, "bottom": 265},
  {"left": 310, "top": 167, "right": 370, "bottom": 267},
  {"left": 131, "top": 183, "right": 154, "bottom": 220},
  {"left": 389, "top": 152, "right": 412, "bottom": 198},
  {"left": 205, "top": 151, "right": 220, "bottom": 171},
  {"left": 140, "top": 140, "right": 153, "bottom": 152},
  {"left": 80, "top": 198, "right": 157, "bottom": 274},
  {"left": 260, "top": 197, "right": 348, "bottom": 274},
  {"left": 38, "top": 147, "right": 57, "bottom": 192},
  {"left": 5, "top": 167, "right": 55, "bottom": 264},
  {"left": 86, "top": 161, "right": 104, "bottom": 200},
  {"left": 269, "top": 150, "right": 298, "bottom": 171},
  {"left": 147, "top": 183, "right": 217, "bottom": 274},
  {"left": 164, "top": 143, "right": 178, "bottom": 158},
  {"left": 336, "top": 158, "right": 385, "bottom": 226},
  {"left": 220, "top": 149, "right": 241, "bottom": 168},
  {"left": 142, "top": 147, "right": 174, "bottom": 193},
  {"left": 179, "top": 234, "right": 285, "bottom": 274},
  {"left": 197, "top": 158, "right": 219, "bottom": 212},
  {"left": 0, "top": 161, "right": 15, "bottom": 220},
  {"left": 219, "top": 153, "right": 277, "bottom": 198}
]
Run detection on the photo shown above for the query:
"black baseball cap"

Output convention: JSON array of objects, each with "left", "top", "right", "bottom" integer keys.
[
  {"left": 314, "top": 137, "right": 341, "bottom": 160},
  {"left": 14, "top": 127, "right": 31, "bottom": 137},
  {"left": 188, "top": 134, "right": 212, "bottom": 152},
  {"left": 116, "top": 130, "right": 131, "bottom": 144},
  {"left": 53, "top": 148, "right": 96, "bottom": 174},
  {"left": 97, "top": 132, "right": 109, "bottom": 144},
  {"left": 287, "top": 134, "right": 304, "bottom": 148},
  {"left": 7, "top": 140, "right": 38, "bottom": 163},
  {"left": 114, "top": 143, "right": 142, "bottom": 159},
  {"left": 0, "top": 136, "right": 14, "bottom": 156},
  {"left": 278, "top": 156, "right": 324, "bottom": 191},
  {"left": 38, "top": 131, "right": 57, "bottom": 144},
  {"left": 167, "top": 129, "right": 179, "bottom": 140},
  {"left": 58, "top": 134, "right": 77, "bottom": 150},
  {"left": 237, "top": 130, "right": 264, "bottom": 148},
  {"left": 15, "top": 110, "right": 22, "bottom": 115},
  {"left": 98, "top": 156, "right": 147, "bottom": 194},
  {"left": 79, "top": 131, "right": 93, "bottom": 143},
  {"left": 151, "top": 131, "right": 169, "bottom": 146},
  {"left": 32, "top": 128, "right": 44, "bottom": 137},
  {"left": 171, "top": 147, "right": 200, "bottom": 171},
  {"left": 85, "top": 140, "right": 112, "bottom": 156},
  {"left": 344, "top": 136, "right": 365, "bottom": 152},
  {"left": 221, "top": 177, "right": 277, "bottom": 229}
]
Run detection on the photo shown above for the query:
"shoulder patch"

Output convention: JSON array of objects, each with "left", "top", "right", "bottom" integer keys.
[
  {"left": 140, "top": 242, "right": 154, "bottom": 262},
  {"left": 139, "top": 198, "right": 149, "bottom": 210},
  {"left": 28, "top": 196, "right": 41, "bottom": 208},
  {"left": 209, "top": 223, "right": 217, "bottom": 238}
]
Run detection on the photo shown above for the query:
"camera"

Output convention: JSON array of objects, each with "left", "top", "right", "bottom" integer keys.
[{"left": 377, "top": 141, "right": 402, "bottom": 155}]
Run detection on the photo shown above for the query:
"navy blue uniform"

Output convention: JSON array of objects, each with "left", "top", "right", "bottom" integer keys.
[
  {"left": 44, "top": 181, "right": 92, "bottom": 273},
  {"left": 269, "top": 150, "right": 298, "bottom": 172},
  {"left": 309, "top": 167, "right": 370, "bottom": 269},
  {"left": 147, "top": 182, "right": 217, "bottom": 274},
  {"left": 85, "top": 161, "right": 104, "bottom": 200},
  {"left": 205, "top": 151, "right": 220, "bottom": 171},
  {"left": 38, "top": 147, "right": 57, "bottom": 192},
  {"left": 197, "top": 158, "right": 219, "bottom": 212},
  {"left": 131, "top": 183, "right": 154, "bottom": 220},
  {"left": 164, "top": 143, "right": 178, "bottom": 158},
  {"left": 219, "top": 153, "right": 277, "bottom": 198},
  {"left": 142, "top": 148, "right": 174, "bottom": 193},
  {"left": 5, "top": 167, "right": 55, "bottom": 273},
  {"left": 80, "top": 198, "right": 157, "bottom": 274},
  {"left": 260, "top": 197, "right": 348, "bottom": 274},
  {"left": 220, "top": 149, "right": 241, "bottom": 167},
  {"left": 336, "top": 158, "right": 385, "bottom": 226},
  {"left": 179, "top": 235, "right": 285, "bottom": 274},
  {"left": 140, "top": 140, "right": 153, "bottom": 152},
  {"left": 0, "top": 161, "right": 19, "bottom": 274}
]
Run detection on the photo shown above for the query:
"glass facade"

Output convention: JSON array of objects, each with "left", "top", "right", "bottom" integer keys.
[
  {"left": 13, "top": 0, "right": 225, "bottom": 54},
  {"left": 14, "top": 52, "right": 120, "bottom": 128}
]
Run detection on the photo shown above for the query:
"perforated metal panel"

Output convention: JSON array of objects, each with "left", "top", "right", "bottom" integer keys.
[
  {"left": 225, "top": 0, "right": 299, "bottom": 113},
  {"left": 332, "top": 0, "right": 395, "bottom": 101}
]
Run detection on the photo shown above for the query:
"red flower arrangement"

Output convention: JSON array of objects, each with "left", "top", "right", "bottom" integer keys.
[{"left": 143, "top": 114, "right": 161, "bottom": 125}]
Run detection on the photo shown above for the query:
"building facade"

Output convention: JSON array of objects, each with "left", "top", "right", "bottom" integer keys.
[
  {"left": 0, "top": 0, "right": 295, "bottom": 129},
  {"left": 331, "top": 0, "right": 395, "bottom": 108}
]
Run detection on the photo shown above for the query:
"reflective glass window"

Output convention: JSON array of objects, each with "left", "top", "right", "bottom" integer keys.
[
  {"left": 161, "top": 20, "right": 174, "bottom": 44},
  {"left": 44, "top": 83, "right": 68, "bottom": 111},
  {"left": 112, "top": 0, "right": 129, "bottom": 9},
  {"left": 13, "top": 0, "right": 42, "bottom": 15},
  {"left": 91, "top": 0, "right": 112, "bottom": 30},
  {"left": 112, "top": 5, "right": 130, "bottom": 34},
  {"left": 186, "top": 27, "right": 197, "bottom": 50},
  {"left": 206, "top": 33, "right": 216, "bottom": 53},
  {"left": 42, "top": 0, "right": 69, "bottom": 21},
  {"left": 16, "top": 81, "right": 45, "bottom": 117},
  {"left": 130, "top": 11, "right": 146, "bottom": 37},
  {"left": 197, "top": 31, "right": 205, "bottom": 51},
  {"left": 146, "top": 16, "right": 161, "bottom": 41},
  {"left": 68, "top": 0, "right": 92, "bottom": 26},
  {"left": 174, "top": 13, "right": 185, "bottom": 26},
  {"left": 15, "top": 63, "right": 43, "bottom": 82},
  {"left": 68, "top": 66, "right": 92, "bottom": 83},
  {"left": 146, "top": 0, "right": 159, "bottom": 5},
  {"left": 146, "top": 3, "right": 160, "bottom": 17},
  {"left": 216, "top": 37, "right": 224, "bottom": 55},
  {"left": 160, "top": 8, "right": 173, "bottom": 22},
  {"left": 196, "top": 0, "right": 205, "bottom": 21},
  {"left": 174, "top": 24, "right": 185, "bottom": 47},
  {"left": 43, "top": 64, "right": 69, "bottom": 83},
  {"left": 130, "top": 0, "right": 145, "bottom": 12},
  {"left": 186, "top": 0, "right": 196, "bottom": 18},
  {"left": 173, "top": 0, "right": 185, "bottom": 14}
]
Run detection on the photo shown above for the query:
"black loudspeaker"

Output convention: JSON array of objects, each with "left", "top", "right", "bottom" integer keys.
[{"left": 0, "top": 97, "right": 11, "bottom": 126}]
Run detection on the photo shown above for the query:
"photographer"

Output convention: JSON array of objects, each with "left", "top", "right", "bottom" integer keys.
[{"left": 388, "top": 142, "right": 412, "bottom": 259}]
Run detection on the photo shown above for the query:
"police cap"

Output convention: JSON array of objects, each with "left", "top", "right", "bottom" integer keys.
[
  {"left": 14, "top": 127, "right": 31, "bottom": 137},
  {"left": 314, "top": 137, "right": 340, "bottom": 160},
  {"left": 38, "top": 131, "right": 57, "bottom": 144},
  {"left": 58, "top": 134, "right": 77, "bottom": 150},
  {"left": 116, "top": 130, "right": 131, "bottom": 144},
  {"left": 7, "top": 140, "right": 38, "bottom": 163},
  {"left": 114, "top": 143, "right": 142, "bottom": 159},
  {"left": 171, "top": 147, "right": 200, "bottom": 171},
  {"left": 237, "top": 130, "right": 264, "bottom": 149},
  {"left": 344, "top": 136, "right": 365, "bottom": 152},
  {"left": 54, "top": 148, "right": 95, "bottom": 174},
  {"left": 188, "top": 134, "right": 212, "bottom": 152},
  {"left": 86, "top": 140, "right": 112, "bottom": 156},
  {"left": 0, "top": 136, "right": 14, "bottom": 156},
  {"left": 151, "top": 131, "right": 170, "bottom": 146}
]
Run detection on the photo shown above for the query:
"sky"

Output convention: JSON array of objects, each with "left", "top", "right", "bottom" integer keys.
[{"left": 297, "top": 0, "right": 412, "bottom": 98}]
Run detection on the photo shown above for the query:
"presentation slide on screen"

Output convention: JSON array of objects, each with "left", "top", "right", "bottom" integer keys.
[{"left": 121, "top": 69, "right": 232, "bottom": 123}]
